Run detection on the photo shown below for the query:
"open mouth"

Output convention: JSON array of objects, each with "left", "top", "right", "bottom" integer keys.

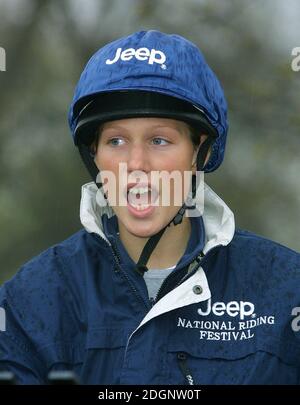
[{"left": 126, "top": 183, "right": 158, "bottom": 211}]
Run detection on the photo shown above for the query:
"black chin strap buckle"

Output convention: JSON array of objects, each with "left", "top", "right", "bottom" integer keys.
[
  {"left": 173, "top": 205, "right": 187, "bottom": 226},
  {"left": 136, "top": 264, "right": 149, "bottom": 275}
]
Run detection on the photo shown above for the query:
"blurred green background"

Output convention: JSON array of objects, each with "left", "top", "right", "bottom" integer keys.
[{"left": 0, "top": 0, "right": 299, "bottom": 284}]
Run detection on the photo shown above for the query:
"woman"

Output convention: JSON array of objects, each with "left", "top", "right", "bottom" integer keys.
[{"left": 0, "top": 30, "right": 299, "bottom": 385}]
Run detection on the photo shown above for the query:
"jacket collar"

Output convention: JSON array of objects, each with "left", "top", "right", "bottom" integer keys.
[
  {"left": 80, "top": 181, "right": 235, "bottom": 255},
  {"left": 101, "top": 212, "right": 206, "bottom": 270}
]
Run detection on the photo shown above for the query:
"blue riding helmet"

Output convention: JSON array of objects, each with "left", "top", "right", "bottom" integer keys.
[{"left": 68, "top": 30, "right": 228, "bottom": 173}]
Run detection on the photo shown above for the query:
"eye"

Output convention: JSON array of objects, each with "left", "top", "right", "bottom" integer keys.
[
  {"left": 151, "top": 137, "right": 170, "bottom": 146},
  {"left": 108, "top": 137, "right": 124, "bottom": 146}
]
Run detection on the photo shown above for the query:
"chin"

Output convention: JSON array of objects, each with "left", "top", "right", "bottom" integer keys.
[
  {"left": 123, "top": 218, "right": 164, "bottom": 238},
  {"left": 127, "top": 224, "right": 160, "bottom": 238},
  {"left": 115, "top": 207, "right": 177, "bottom": 239}
]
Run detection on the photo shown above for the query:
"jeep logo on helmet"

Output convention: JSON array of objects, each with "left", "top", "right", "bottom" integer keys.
[
  {"left": 105, "top": 47, "right": 167, "bottom": 68},
  {"left": 198, "top": 298, "right": 255, "bottom": 320}
]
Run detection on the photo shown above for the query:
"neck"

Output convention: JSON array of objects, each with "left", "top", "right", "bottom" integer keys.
[{"left": 119, "top": 217, "right": 191, "bottom": 269}]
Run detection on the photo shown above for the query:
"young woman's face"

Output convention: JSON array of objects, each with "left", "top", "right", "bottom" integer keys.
[{"left": 94, "top": 117, "right": 204, "bottom": 238}]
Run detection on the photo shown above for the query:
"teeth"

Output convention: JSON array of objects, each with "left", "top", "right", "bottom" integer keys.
[
  {"left": 128, "top": 186, "right": 150, "bottom": 195},
  {"left": 127, "top": 186, "right": 153, "bottom": 211},
  {"left": 130, "top": 203, "right": 150, "bottom": 211}
]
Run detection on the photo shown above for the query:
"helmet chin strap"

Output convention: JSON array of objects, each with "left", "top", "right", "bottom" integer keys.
[
  {"left": 135, "top": 137, "right": 211, "bottom": 275},
  {"left": 78, "top": 144, "right": 102, "bottom": 189},
  {"left": 78, "top": 137, "right": 212, "bottom": 276}
]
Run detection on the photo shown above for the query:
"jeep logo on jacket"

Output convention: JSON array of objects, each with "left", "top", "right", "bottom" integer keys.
[{"left": 197, "top": 298, "right": 255, "bottom": 319}]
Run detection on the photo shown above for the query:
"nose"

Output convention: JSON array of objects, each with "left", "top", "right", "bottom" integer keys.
[{"left": 127, "top": 143, "right": 150, "bottom": 173}]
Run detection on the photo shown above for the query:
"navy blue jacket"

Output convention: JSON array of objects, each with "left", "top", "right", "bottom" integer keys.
[{"left": 0, "top": 183, "right": 299, "bottom": 384}]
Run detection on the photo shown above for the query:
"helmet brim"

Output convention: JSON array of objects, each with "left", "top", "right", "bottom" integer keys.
[{"left": 74, "top": 90, "right": 217, "bottom": 146}]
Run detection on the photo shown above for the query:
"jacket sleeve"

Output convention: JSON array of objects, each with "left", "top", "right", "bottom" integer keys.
[
  {"left": 0, "top": 244, "right": 87, "bottom": 385},
  {"left": 0, "top": 283, "right": 46, "bottom": 384}
]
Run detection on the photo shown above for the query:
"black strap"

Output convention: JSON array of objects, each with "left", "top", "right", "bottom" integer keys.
[
  {"left": 78, "top": 144, "right": 102, "bottom": 188},
  {"left": 196, "top": 137, "right": 212, "bottom": 172},
  {"left": 135, "top": 137, "right": 212, "bottom": 275},
  {"left": 135, "top": 227, "right": 167, "bottom": 275}
]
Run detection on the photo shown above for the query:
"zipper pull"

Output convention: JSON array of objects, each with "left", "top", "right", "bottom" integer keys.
[
  {"left": 177, "top": 352, "right": 195, "bottom": 385},
  {"left": 149, "top": 297, "right": 155, "bottom": 307}
]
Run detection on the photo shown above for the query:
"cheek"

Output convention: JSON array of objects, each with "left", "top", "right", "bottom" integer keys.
[
  {"left": 166, "top": 149, "right": 194, "bottom": 198},
  {"left": 154, "top": 151, "right": 193, "bottom": 172},
  {"left": 151, "top": 147, "right": 194, "bottom": 172},
  {"left": 95, "top": 150, "right": 119, "bottom": 172},
  {"left": 95, "top": 153, "right": 119, "bottom": 200}
]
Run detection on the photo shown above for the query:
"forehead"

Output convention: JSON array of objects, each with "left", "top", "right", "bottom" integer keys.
[{"left": 101, "top": 117, "right": 191, "bottom": 133}]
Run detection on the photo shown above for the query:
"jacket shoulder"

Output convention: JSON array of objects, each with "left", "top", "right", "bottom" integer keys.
[
  {"left": 0, "top": 230, "right": 106, "bottom": 354},
  {"left": 4, "top": 229, "right": 105, "bottom": 285},
  {"left": 233, "top": 229, "right": 299, "bottom": 256},
  {"left": 0, "top": 230, "right": 102, "bottom": 382},
  {"left": 230, "top": 228, "right": 300, "bottom": 273}
]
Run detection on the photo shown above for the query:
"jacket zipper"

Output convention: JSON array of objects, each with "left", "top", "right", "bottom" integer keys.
[
  {"left": 97, "top": 232, "right": 220, "bottom": 309},
  {"left": 97, "top": 235, "right": 150, "bottom": 310},
  {"left": 154, "top": 252, "right": 202, "bottom": 303},
  {"left": 155, "top": 247, "right": 219, "bottom": 303}
]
